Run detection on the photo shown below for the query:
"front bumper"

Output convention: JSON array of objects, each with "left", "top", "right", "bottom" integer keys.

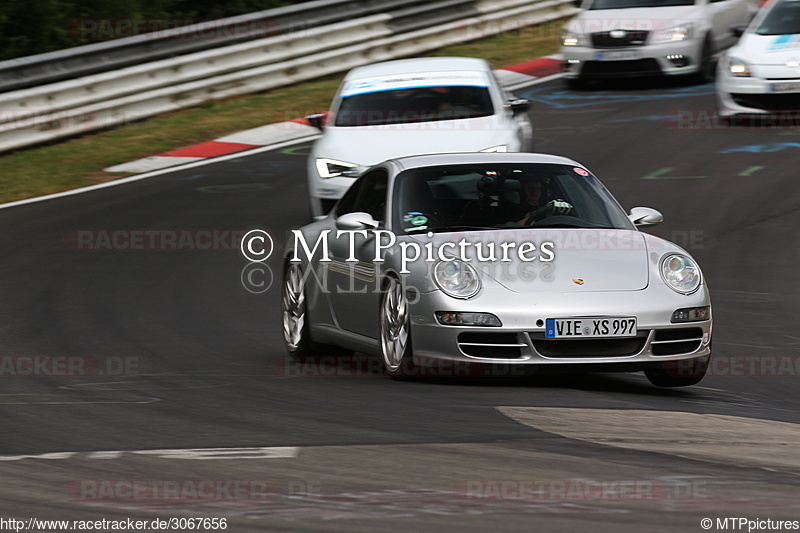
[
  {"left": 407, "top": 284, "right": 711, "bottom": 368},
  {"left": 563, "top": 38, "right": 702, "bottom": 79},
  {"left": 717, "top": 71, "right": 800, "bottom": 117}
]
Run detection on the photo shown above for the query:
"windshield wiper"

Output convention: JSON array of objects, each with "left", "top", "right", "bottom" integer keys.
[
  {"left": 532, "top": 221, "right": 600, "bottom": 228},
  {"left": 424, "top": 225, "right": 498, "bottom": 233}
]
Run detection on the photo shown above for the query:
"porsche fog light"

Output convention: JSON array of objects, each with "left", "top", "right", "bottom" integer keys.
[
  {"left": 436, "top": 312, "right": 501, "bottom": 326},
  {"left": 671, "top": 306, "right": 710, "bottom": 323},
  {"left": 433, "top": 260, "right": 481, "bottom": 299},
  {"left": 660, "top": 254, "right": 701, "bottom": 294},
  {"left": 315, "top": 158, "right": 358, "bottom": 178}
]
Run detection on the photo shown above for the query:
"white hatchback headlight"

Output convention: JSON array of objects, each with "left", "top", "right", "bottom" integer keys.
[
  {"left": 660, "top": 254, "right": 701, "bottom": 294},
  {"left": 315, "top": 158, "right": 358, "bottom": 178},
  {"left": 433, "top": 260, "right": 481, "bottom": 299},
  {"left": 652, "top": 23, "right": 694, "bottom": 43},
  {"left": 728, "top": 57, "right": 752, "bottom": 77}
]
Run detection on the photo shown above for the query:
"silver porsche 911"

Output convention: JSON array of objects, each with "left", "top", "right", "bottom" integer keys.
[{"left": 281, "top": 153, "right": 712, "bottom": 387}]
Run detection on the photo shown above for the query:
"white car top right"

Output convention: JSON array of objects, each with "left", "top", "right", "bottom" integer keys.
[
  {"left": 562, "top": 0, "right": 758, "bottom": 85},
  {"left": 717, "top": 0, "right": 800, "bottom": 117}
]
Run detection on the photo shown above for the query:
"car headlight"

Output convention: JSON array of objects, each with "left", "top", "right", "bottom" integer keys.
[
  {"left": 315, "top": 158, "right": 358, "bottom": 179},
  {"left": 651, "top": 23, "right": 694, "bottom": 43},
  {"left": 433, "top": 260, "right": 481, "bottom": 299},
  {"left": 660, "top": 254, "right": 701, "bottom": 294},
  {"left": 728, "top": 57, "right": 752, "bottom": 77},
  {"left": 480, "top": 145, "right": 508, "bottom": 153},
  {"left": 562, "top": 29, "right": 586, "bottom": 47}
]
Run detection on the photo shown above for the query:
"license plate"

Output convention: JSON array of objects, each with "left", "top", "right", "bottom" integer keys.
[
  {"left": 770, "top": 82, "right": 800, "bottom": 93},
  {"left": 594, "top": 50, "right": 638, "bottom": 61},
  {"left": 545, "top": 317, "right": 637, "bottom": 338}
]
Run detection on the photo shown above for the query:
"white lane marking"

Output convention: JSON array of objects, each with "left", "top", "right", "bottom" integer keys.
[
  {"left": 0, "top": 393, "right": 161, "bottom": 405},
  {"left": 0, "top": 452, "right": 77, "bottom": 461},
  {"left": 60, "top": 380, "right": 231, "bottom": 391},
  {"left": 0, "top": 446, "right": 299, "bottom": 461},
  {"left": 132, "top": 447, "right": 299, "bottom": 460},
  {"left": 497, "top": 407, "right": 800, "bottom": 473},
  {"left": 86, "top": 451, "right": 125, "bottom": 459},
  {"left": 0, "top": 135, "right": 320, "bottom": 211},
  {"left": 506, "top": 72, "right": 565, "bottom": 93},
  {"left": 215, "top": 122, "right": 318, "bottom": 145},
  {"left": 104, "top": 155, "right": 203, "bottom": 173}
]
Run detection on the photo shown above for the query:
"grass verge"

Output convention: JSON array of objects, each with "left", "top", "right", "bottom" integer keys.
[{"left": 0, "top": 18, "right": 566, "bottom": 204}]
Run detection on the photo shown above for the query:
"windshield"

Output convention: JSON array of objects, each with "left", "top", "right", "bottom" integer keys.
[
  {"left": 756, "top": 0, "right": 800, "bottom": 35},
  {"left": 392, "top": 163, "right": 634, "bottom": 233},
  {"left": 589, "top": 0, "right": 694, "bottom": 9},
  {"left": 333, "top": 70, "right": 495, "bottom": 127}
]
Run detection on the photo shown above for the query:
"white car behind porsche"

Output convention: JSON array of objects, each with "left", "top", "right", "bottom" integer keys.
[{"left": 306, "top": 57, "right": 533, "bottom": 218}]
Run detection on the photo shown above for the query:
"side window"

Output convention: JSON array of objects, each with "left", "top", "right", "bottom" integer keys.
[{"left": 334, "top": 169, "right": 388, "bottom": 221}]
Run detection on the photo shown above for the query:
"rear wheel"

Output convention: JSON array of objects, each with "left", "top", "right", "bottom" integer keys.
[
  {"left": 379, "top": 277, "right": 415, "bottom": 378},
  {"left": 645, "top": 355, "right": 709, "bottom": 387}
]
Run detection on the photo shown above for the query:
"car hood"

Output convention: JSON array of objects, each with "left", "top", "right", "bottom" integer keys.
[
  {"left": 568, "top": 6, "right": 699, "bottom": 32},
  {"left": 731, "top": 33, "right": 800, "bottom": 65},
  {"left": 312, "top": 117, "right": 514, "bottom": 166},
  {"left": 408, "top": 229, "right": 650, "bottom": 293}
]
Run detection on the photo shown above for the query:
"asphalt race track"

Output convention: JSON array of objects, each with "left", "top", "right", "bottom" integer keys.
[{"left": 1, "top": 76, "right": 800, "bottom": 532}]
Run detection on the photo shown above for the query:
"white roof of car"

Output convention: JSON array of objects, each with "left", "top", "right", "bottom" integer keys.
[
  {"left": 390, "top": 152, "right": 584, "bottom": 171},
  {"left": 343, "top": 57, "right": 492, "bottom": 80}
]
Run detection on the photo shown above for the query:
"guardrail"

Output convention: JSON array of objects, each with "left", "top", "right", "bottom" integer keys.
[
  {"left": 0, "top": 0, "right": 576, "bottom": 154},
  {"left": 0, "top": 0, "right": 435, "bottom": 93}
]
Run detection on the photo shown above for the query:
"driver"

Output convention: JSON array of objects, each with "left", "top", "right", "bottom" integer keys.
[{"left": 514, "top": 177, "right": 573, "bottom": 225}]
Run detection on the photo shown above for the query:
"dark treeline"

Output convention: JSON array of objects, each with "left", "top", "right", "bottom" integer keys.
[{"left": 0, "top": 0, "right": 311, "bottom": 62}]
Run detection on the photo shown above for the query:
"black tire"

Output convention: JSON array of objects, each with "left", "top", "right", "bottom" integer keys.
[
  {"left": 564, "top": 77, "right": 587, "bottom": 90},
  {"left": 378, "top": 277, "right": 416, "bottom": 379},
  {"left": 645, "top": 355, "right": 709, "bottom": 387},
  {"left": 692, "top": 38, "right": 715, "bottom": 84}
]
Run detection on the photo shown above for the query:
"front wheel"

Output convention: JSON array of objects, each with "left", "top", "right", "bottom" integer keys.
[
  {"left": 379, "top": 277, "right": 415, "bottom": 378},
  {"left": 564, "top": 77, "right": 587, "bottom": 90},
  {"left": 645, "top": 355, "right": 709, "bottom": 387},
  {"left": 692, "top": 38, "right": 715, "bottom": 84}
]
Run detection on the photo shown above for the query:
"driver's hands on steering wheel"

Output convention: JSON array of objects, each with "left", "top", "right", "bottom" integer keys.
[
  {"left": 547, "top": 199, "right": 573, "bottom": 215},
  {"left": 520, "top": 199, "right": 574, "bottom": 225}
]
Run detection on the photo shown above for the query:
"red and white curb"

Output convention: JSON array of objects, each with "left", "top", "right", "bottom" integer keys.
[{"left": 105, "top": 56, "right": 563, "bottom": 174}]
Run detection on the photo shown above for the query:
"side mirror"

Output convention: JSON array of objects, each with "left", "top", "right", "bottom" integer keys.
[
  {"left": 306, "top": 113, "right": 327, "bottom": 131},
  {"left": 507, "top": 98, "right": 530, "bottom": 114},
  {"left": 335, "top": 212, "right": 378, "bottom": 231},
  {"left": 628, "top": 207, "right": 663, "bottom": 227},
  {"left": 730, "top": 24, "right": 747, "bottom": 38}
]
